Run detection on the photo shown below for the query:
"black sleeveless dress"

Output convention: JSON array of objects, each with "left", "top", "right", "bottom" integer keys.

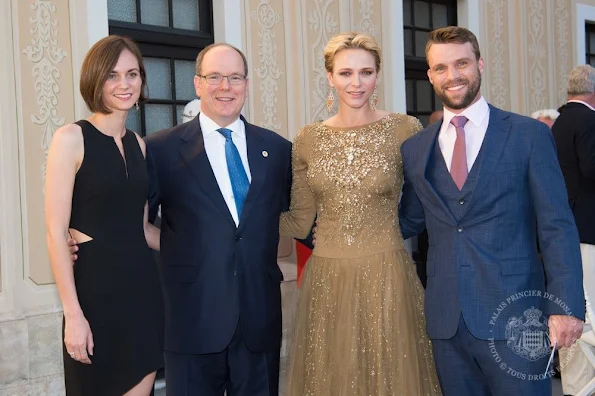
[{"left": 63, "top": 120, "right": 164, "bottom": 395}]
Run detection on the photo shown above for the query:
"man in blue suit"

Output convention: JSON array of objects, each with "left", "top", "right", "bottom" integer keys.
[
  {"left": 145, "top": 43, "right": 291, "bottom": 396},
  {"left": 399, "top": 26, "right": 585, "bottom": 395}
]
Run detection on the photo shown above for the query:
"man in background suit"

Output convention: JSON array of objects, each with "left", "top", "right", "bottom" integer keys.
[
  {"left": 146, "top": 43, "right": 292, "bottom": 396},
  {"left": 399, "top": 26, "right": 584, "bottom": 395},
  {"left": 552, "top": 64, "right": 595, "bottom": 396}
]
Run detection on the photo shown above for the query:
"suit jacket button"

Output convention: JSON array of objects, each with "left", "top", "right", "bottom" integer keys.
[
  {"left": 459, "top": 199, "right": 465, "bottom": 205},
  {"left": 235, "top": 236, "right": 242, "bottom": 241},
  {"left": 457, "top": 227, "right": 463, "bottom": 233}
]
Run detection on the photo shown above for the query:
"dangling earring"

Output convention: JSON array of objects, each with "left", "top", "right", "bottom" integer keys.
[
  {"left": 370, "top": 85, "right": 378, "bottom": 111},
  {"left": 326, "top": 87, "right": 335, "bottom": 113},
  {"left": 135, "top": 101, "right": 140, "bottom": 111}
]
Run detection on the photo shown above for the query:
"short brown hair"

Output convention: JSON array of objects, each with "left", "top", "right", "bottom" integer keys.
[
  {"left": 425, "top": 26, "right": 481, "bottom": 62},
  {"left": 80, "top": 35, "right": 147, "bottom": 114},
  {"left": 195, "top": 43, "right": 249, "bottom": 76},
  {"left": 324, "top": 32, "right": 382, "bottom": 73}
]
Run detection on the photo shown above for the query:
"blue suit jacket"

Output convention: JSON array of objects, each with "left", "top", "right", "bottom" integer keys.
[
  {"left": 400, "top": 105, "right": 584, "bottom": 340},
  {"left": 145, "top": 115, "right": 292, "bottom": 354}
]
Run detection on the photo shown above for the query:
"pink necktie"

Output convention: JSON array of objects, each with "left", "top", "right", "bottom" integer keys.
[{"left": 450, "top": 116, "right": 469, "bottom": 190}]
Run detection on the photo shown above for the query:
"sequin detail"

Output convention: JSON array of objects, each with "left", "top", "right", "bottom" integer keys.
[
  {"left": 280, "top": 114, "right": 441, "bottom": 395},
  {"left": 281, "top": 114, "right": 423, "bottom": 257}
]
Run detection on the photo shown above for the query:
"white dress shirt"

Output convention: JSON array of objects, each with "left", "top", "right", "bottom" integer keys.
[
  {"left": 200, "top": 113, "right": 252, "bottom": 226},
  {"left": 568, "top": 99, "right": 595, "bottom": 111},
  {"left": 438, "top": 96, "right": 490, "bottom": 172}
]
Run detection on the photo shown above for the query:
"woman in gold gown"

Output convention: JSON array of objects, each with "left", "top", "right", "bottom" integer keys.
[{"left": 280, "top": 32, "right": 442, "bottom": 395}]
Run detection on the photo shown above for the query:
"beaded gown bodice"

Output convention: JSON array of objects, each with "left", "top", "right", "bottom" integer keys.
[
  {"left": 280, "top": 113, "right": 442, "bottom": 396},
  {"left": 280, "top": 113, "right": 422, "bottom": 257}
]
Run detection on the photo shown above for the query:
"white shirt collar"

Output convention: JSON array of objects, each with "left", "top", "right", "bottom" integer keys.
[
  {"left": 199, "top": 113, "right": 245, "bottom": 138},
  {"left": 442, "top": 96, "right": 489, "bottom": 128},
  {"left": 567, "top": 99, "right": 595, "bottom": 111}
]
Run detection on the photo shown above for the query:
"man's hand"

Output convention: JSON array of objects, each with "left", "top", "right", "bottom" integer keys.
[
  {"left": 549, "top": 315, "right": 583, "bottom": 348},
  {"left": 311, "top": 226, "right": 317, "bottom": 246},
  {"left": 68, "top": 238, "right": 79, "bottom": 262}
]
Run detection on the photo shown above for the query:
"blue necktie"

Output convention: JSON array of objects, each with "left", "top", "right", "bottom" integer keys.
[{"left": 217, "top": 128, "right": 250, "bottom": 219}]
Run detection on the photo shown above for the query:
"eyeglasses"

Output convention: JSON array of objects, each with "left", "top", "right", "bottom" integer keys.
[{"left": 198, "top": 74, "right": 247, "bottom": 85}]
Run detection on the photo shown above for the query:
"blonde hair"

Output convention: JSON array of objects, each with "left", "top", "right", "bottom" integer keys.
[
  {"left": 567, "top": 65, "right": 595, "bottom": 96},
  {"left": 324, "top": 32, "right": 381, "bottom": 73}
]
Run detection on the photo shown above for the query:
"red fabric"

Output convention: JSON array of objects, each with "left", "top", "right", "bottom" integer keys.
[{"left": 295, "top": 241, "right": 312, "bottom": 286}]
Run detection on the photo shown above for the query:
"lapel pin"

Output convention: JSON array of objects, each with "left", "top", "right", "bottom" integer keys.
[{"left": 262, "top": 151, "right": 268, "bottom": 157}]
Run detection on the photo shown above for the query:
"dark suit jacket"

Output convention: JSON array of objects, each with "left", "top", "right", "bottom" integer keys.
[
  {"left": 145, "top": 115, "right": 292, "bottom": 354},
  {"left": 552, "top": 101, "right": 595, "bottom": 244},
  {"left": 400, "top": 105, "right": 584, "bottom": 340}
]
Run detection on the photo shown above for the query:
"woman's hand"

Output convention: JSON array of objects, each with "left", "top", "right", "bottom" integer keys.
[{"left": 64, "top": 314, "right": 94, "bottom": 364}]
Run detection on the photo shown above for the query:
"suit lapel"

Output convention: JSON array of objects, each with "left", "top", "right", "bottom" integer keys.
[
  {"left": 418, "top": 123, "right": 457, "bottom": 225},
  {"left": 179, "top": 117, "right": 235, "bottom": 227},
  {"left": 460, "top": 105, "right": 512, "bottom": 219},
  {"left": 238, "top": 119, "right": 268, "bottom": 230}
]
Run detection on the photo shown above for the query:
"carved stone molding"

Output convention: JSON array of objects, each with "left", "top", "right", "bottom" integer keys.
[
  {"left": 354, "top": 0, "right": 382, "bottom": 108},
  {"left": 486, "top": 0, "right": 508, "bottom": 109},
  {"left": 357, "top": 0, "right": 379, "bottom": 37},
  {"left": 308, "top": 0, "right": 338, "bottom": 122},
  {"left": 526, "top": 0, "right": 546, "bottom": 112},
  {"left": 22, "top": 0, "right": 67, "bottom": 185},
  {"left": 251, "top": 0, "right": 283, "bottom": 130},
  {"left": 554, "top": 0, "right": 571, "bottom": 106}
]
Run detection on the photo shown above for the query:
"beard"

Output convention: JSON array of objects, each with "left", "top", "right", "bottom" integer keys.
[{"left": 434, "top": 69, "right": 481, "bottom": 110}]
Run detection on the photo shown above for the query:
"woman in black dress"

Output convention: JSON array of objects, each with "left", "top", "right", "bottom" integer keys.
[{"left": 45, "top": 35, "right": 163, "bottom": 395}]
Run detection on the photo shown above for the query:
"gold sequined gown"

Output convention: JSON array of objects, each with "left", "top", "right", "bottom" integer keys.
[{"left": 280, "top": 113, "right": 442, "bottom": 396}]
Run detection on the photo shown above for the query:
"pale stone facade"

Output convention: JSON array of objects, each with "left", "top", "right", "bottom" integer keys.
[{"left": 1, "top": 0, "right": 594, "bottom": 394}]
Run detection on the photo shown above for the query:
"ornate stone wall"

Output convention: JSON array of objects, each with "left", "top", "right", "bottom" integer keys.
[
  {"left": 17, "top": 0, "right": 75, "bottom": 286},
  {"left": 482, "top": 0, "right": 574, "bottom": 113},
  {"left": 244, "top": 0, "right": 386, "bottom": 140},
  {"left": 0, "top": 0, "right": 74, "bottom": 393}
]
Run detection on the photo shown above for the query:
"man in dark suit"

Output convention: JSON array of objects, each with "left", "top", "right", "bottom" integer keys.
[
  {"left": 145, "top": 43, "right": 291, "bottom": 396},
  {"left": 552, "top": 64, "right": 595, "bottom": 396},
  {"left": 399, "top": 26, "right": 584, "bottom": 395}
]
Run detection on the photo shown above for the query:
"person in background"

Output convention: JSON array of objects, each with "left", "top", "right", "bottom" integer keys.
[
  {"left": 400, "top": 26, "right": 584, "bottom": 396},
  {"left": 280, "top": 32, "right": 441, "bottom": 396},
  {"left": 46, "top": 35, "right": 163, "bottom": 396},
  {"left": 552, "top": 64, "right": 595, "bottom": 396},
  {"left": 531, "top": 108, "right": 559, "bottom": 128},
  {"left": 181, "top": 98, "right": 201, "bottom": 123}
]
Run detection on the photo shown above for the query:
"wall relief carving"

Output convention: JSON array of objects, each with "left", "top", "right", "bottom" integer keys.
[
  {"left": 486, "top": 0, "right": 508, "bottom": 109},
  {"left": 22, "top": 0, "right": 67, "bottom": 185},
  {"left": 252, "top": 0, "right": 283, "bottom": 130},
  {"left": 308, "top": 0, "right": 338, "bottom": 122},
  {"left": 527, "top": 0, "right": 546, "bottom": 112},
  {"left": 357, "top": 0, "right": 379, "bottom": 37},
  {"left": 555, "top": 0, "right": 571, "bottom": 106}
]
